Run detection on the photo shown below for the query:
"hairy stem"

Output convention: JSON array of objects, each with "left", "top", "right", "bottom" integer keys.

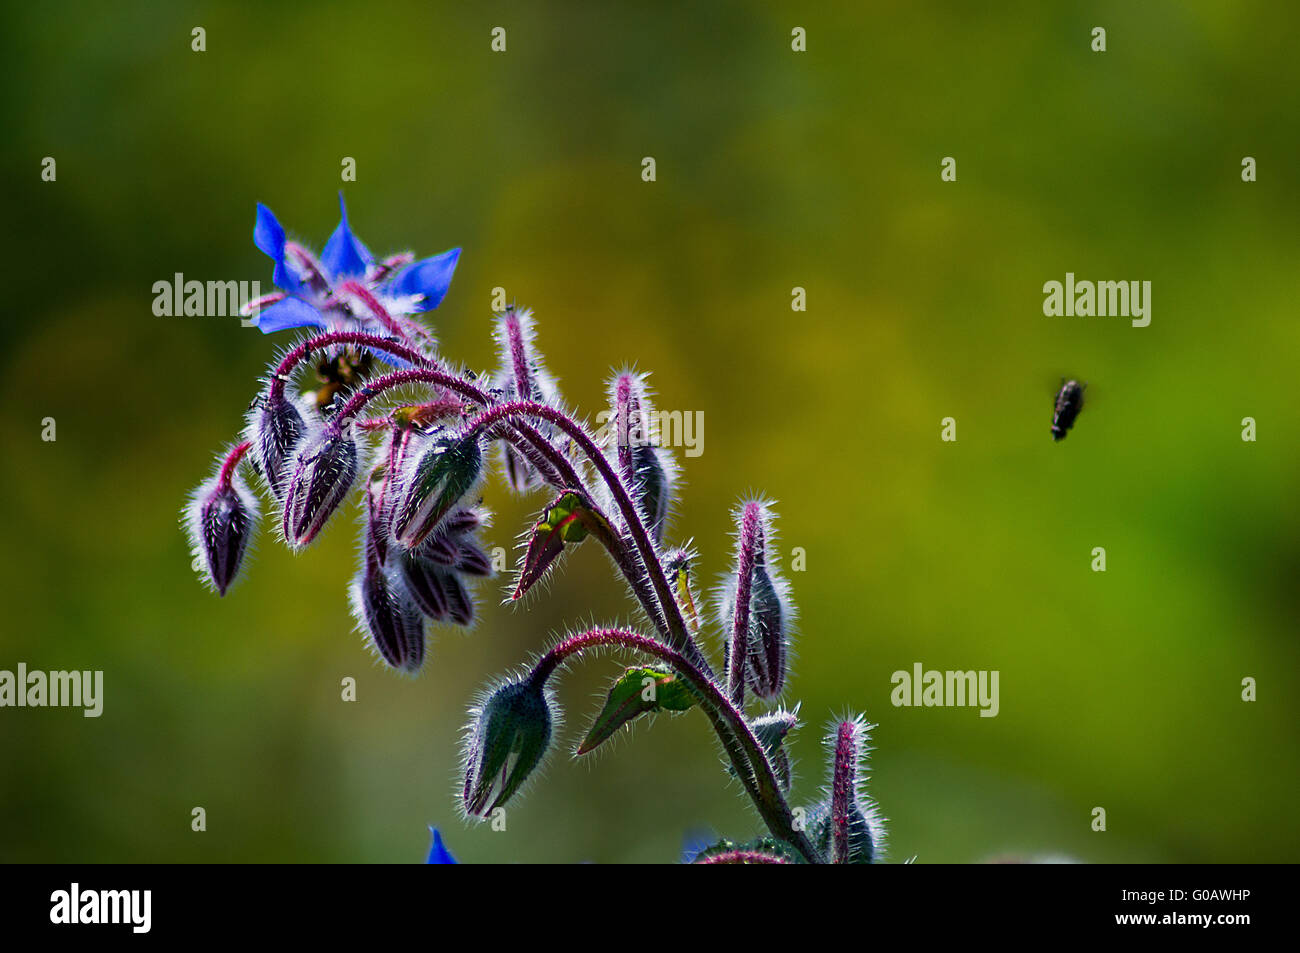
[
  {"left": 533, "top": 627, "right": 822, "bottom": 865},
  {"left": 465, "top": 401, "right": 709, "bottom": 674},
  {"left": 323, "top": 368, "right": 680, "bottom": 649},
  {"left": 217, "top": 440, "right": 252, "bottom": 488}
]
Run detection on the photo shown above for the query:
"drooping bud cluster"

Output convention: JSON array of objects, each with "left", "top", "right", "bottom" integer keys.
[
  {"left": 491, "top": 306, "right": 563, "bottom": 492},
  {"left": 348, "top": 423, "right": 493, "bottom": 672},
  {"left": 811, "top": 716, "right": 886, "bottom": 864},
  {"left": 183, "top": 442, "right": 259, "bottom": 596},
  {"left": 716, "top": 500, "right": 794, "bottom": 703},
  {"left": 604, "top": 371, "right": 677, "bottom": 546},
  {"left": 461, "top": 674, "right": 557, "bottom": 818}
]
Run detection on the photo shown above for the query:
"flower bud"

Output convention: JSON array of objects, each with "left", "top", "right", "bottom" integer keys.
[
  {"left": 393, "top": 431, "right": 483, "bottom": 549},
  {"left": 744, "top": 562, "right": 787, "bottom": 698},
  {"left": 750, "top": 708, "right": 799, "bottom": 792},
  {"left": 184, "top": 445, "right": 259, "bottom": 596},
  {"left": 349, "top": 560, "right": 426, "bottom": 673},
  {"left": 717, "top": 500, "right": 794, "bottom": 702},
  {"left": 492, "top": 306, "right": 561, "bottom": 493},
  {"left": 453, "top": 544, "right": 493, "bottom": 578},
  {"left": 461, "top": 677, "right": 555, "bottom": 818},
  {"left": 248, "top": 387, "right": 306, "bottom": 499},
  {"left": 604, "top": 371, "right": 676, "bottom": 544},
  {"left": 812, "top": 717, "right": 885, "bottom": 864},
  {"left": 282, "top": 425, "right": 359, "bottom": 548},
  {"left": 631, "top": 444, "right": 672, "bottom": 545}
]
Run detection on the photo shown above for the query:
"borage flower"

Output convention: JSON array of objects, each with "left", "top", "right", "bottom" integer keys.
[{"left": 246, "top": 192, "right": 460, "bottom": 342}]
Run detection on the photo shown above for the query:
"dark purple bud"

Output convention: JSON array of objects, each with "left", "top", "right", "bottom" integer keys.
[
  {"left": 443, "top": 573, "right": 474, "bottom": 625},
  {"left": 631, "top": 444, "right": 672, "bottom": 545},
  {"left": 439, "top": 507, "right": 483, "bottom": 536},
  {"left": 454, "top": 544, "right": 493, "bottom": 578},
  {"left": 393, "top": 431, "right": 484, "bottom": 549},
  {"left": 282, "top": 424, "right": 358, "bottom": 548},
  {"left": 184, "top": 442, "right": 259, "bottom": 596},
  {"left": 401, "top": 555, "right": 478, "bottom": 626},
  {"left": 718, "top": 500, "right": 793, "bottom": 703},
  {"left": 415, "top": 532, "right": 460, "bottom": 566},
  {"left": 744, "top": 563, "right": 787, "bottom": 699},
  {"left": 492, "top": 306, "right": 560, "bottom": 493},
  {"left": 461, "top": 676, "right": 555, "bottom": 818},
  {"left": 400, "top": 554, "right": 450, "bottom": 620},
  {"left": 349, "top": 561, "right": 426, "bottom": 673},
  {"left": 248, "top": 386, "right": 306, "bottom": 499},
  {"left": 606, "top": 371, "right": 675, "bottom": 544}
]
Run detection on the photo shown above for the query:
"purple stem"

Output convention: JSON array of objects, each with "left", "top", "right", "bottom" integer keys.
[
  {"left": 531, "top": 626, "right": 821, "bottom": 864},
  {"left": 324, "top": 369, "right": 676, "bottom": 646},
  {"left": 217, "top": 440, "right": 252, "bottom": 489},
  {"left": 462, "top": 400, "right": 709, "bottom": 673}
]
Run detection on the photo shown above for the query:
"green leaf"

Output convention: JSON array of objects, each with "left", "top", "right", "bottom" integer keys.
[{"left": 577, "top": 666, "right": 697, "bottom": 755}]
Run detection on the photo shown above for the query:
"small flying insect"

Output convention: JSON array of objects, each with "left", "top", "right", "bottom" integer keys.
[{"left": 1051, "top": 379, "right": 1086, "bottom": 441}]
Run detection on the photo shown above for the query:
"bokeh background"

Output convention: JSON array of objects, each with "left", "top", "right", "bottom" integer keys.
[{"left": 2, "top": 0, "right": 1297, "bottom": 863}]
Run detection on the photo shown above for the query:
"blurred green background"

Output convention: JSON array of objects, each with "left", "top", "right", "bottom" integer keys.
[{"left": 2, "top": 0, "right": 1297, "bottom": 863}]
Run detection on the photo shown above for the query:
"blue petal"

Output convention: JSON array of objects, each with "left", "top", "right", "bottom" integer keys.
[
  {"left": 253, "top": 296, "right": 326, "bottom": 333},
  {"left": 387, "top": 248, "right": 461, "bottom": 312},
  {"left": 426, "top": 827, "right": 457, "bottom": 864},
  {"left": 321, "top": 192, "right": 373, "bottom": 281},
  {"left": 253, "top": 203, "right": 301, "bottom": 292}
]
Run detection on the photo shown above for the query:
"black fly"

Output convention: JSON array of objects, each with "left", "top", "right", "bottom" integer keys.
[{"left": 1051, "top": 379, "right": 1085, "bottom": 441}]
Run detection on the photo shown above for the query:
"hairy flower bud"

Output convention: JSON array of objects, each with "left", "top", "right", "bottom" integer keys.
[
  {"left": 248, "top": 386, "right": 306, "bottom": 498},
  {"left": 631, "top": 444, "right": 672, "bottom": 545},
  {"left": 184, "top": 443, "right": 259, "bottom": 596},
  {"left": 812, "top": 717, "right": 885, "bottom": 864},
  {"left": 282, "top": 424, "right": 359, "bottom": 548},
  {"left": 750, "top": 708, "right": 799, "bottom": 792},
  {"left": 461, "top": 676, "right": 555, "bottom": 818},
  {"left": 349, "top": 560, "right": 426, "bottom": 673},
  {"left": 492, "top": 306, "right": 561, "bottom": 493},
  {"left": 400, "top": 554, "right": 475, "bottom": 626},
  {"left": 393, "top": 431, "right": 483, "bottom": 549},
  {"left": 605, "top": 371, "right": 676, "bottom": 544},
  {"left": 717, "top": 500, "right": 794, "bottom": 702},
  {"left": 744, "top": 562, "right": 786, "bottom": 698}
]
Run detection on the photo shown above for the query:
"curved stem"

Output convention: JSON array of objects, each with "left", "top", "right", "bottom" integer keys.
[
  {"left": 532, "top": 627, "right": 822, "bottom": 865},
  {"left": 269, "top": 331, "right": 433, "bottom": 400},
  {"left": 466, "top": 401, "right": 708, "bottom": 673},
  {"left": 330, "top": 370, "right": 696, "bottom": 665},
  {"left": 217, "top": 440, "right": 252, "bottom": 488}
]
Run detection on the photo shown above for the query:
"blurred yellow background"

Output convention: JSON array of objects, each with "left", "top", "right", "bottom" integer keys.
[{"left": 1, "top": 1, "right": 1297, "bottom": 862}]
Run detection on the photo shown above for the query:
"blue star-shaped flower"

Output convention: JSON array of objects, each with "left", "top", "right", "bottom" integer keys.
[{"left": 248, "top": 193, "right": 461, "bottom": 336}]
